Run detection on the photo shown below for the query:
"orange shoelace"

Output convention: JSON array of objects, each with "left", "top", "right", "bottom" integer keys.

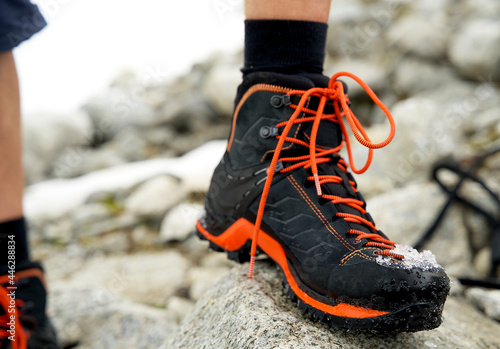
[
  {"left": 0, "top": 285, "right": 27, "bottom": 349},
  {"left": 248, "top": 71, "right": 402, "bottom": 278}
]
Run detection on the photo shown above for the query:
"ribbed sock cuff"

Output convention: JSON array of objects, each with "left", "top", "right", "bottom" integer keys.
[
  {"left": 0, "top": 217, "right": 30, "bottom": 268},
  {"left": 243, "top": 20, "right": 328, "bottom": 76}
]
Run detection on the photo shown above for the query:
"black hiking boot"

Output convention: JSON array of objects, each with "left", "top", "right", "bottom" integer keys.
[{"left": 197, "top": 71, "right": 450, "bottom": 332}]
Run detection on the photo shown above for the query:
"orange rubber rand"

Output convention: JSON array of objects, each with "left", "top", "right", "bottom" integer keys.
[{"left": 196, "top": 218, "right": 389, "bottom": 319}]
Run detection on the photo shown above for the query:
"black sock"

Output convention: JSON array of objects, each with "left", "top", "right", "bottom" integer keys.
[
  {"left": 0, "top": 217, "right": 30, "bottom": 270},
  {"left": 242, "top": 20, "right": 328, "bottom": 77}
]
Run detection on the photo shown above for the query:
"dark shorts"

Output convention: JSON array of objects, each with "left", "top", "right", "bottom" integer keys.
[{"left": 0, "top": 0, "right": 46, "bottom": 52}]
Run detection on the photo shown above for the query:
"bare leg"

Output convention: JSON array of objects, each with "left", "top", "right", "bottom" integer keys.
[
  {"left": 245, "top": 0, "right": 332, "bottom": 23},
  {"left": 0, "top": 50, "right": 23, "bottom": 222}
]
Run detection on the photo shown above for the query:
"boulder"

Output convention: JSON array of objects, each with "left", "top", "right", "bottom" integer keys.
[
  {"left": 324, "top": 58, "right": 391, "bottom": 98},
  {"left": 51, "top": 146, "right": 127, "bottom": 179},
  {"left": 124, "top": 175, "right": 187, "bottom": 218},
  {"left": 465, "top": 287, "right": 500, "bottom": 322},
  {"left": 392, "top": 57, "right": 456, "bottom": 97},
  {"left": 367, "top": 182, "right": 473, "bottom": 277},
  {"left": 386, "top": 13, "right": 450, "bottom": 60},
  {"left": 57, "top": 251, "right": 190, "bottom": 307},
  {"left": 202, "top": 53, "right": 242, "bottom": 118},
  {"left": 163, "top": 263, "right": 500, "bottom": 349},
  {"left": 325, "top": 0, "right": 385, "bottom": 60},
  {"left": 49, "top": 285, "right": 177, "bottom": 349},
  {"left": 464, "top": 0, "right": 500, "bottom": 20},
  {"left": 448, "top": 19, "right": 500, "bottom": 81},
  {"left": 159, "top": 202, "right": 204, "bottom": 242},
  {"left": 22, "top": 110, "right": 93, "bottom": 184},
  {"left": 82, "top": 85, "right": 157, "bottom": 142},
  {"left": 357, "top": 98, "right": 463, "bottom": 186}
]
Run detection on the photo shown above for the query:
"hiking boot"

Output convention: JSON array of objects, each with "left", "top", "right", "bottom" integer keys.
[
  {"left": 196, "top": 71, "right": 450, "bottom": 332},
  {"left": 0, "top": 261, "right": 59, "bottom": 349}
]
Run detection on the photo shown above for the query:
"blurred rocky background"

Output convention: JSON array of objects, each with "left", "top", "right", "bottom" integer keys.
[{"left": 21, "top": 0, "right": 500, "bottom": 348}]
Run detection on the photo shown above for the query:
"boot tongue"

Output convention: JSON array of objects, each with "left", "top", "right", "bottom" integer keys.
[
  {"left": 279, "top": 104, "right": 342, "bottom": 159},
  {"left": 292, "top": 73, "right": 344, "bottom": 149},
  {"left": 301, "top": 117, "right": 343, "bottom": 148}
]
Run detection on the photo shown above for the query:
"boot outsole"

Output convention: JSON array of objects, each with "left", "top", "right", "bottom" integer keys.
[{"left": 195, "top": 222, "right": 447, "bottom": 333}]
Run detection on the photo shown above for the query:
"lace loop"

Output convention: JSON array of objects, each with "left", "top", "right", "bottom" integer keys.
[{"left": 248, "top": 72, "right": 397, "bottom": 278}]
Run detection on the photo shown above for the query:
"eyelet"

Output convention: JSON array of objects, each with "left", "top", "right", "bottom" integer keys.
[
  {"left": 259, "top": 126, "right": 279, "bottom": 139},
  {"left": 270, "top": 95, "right": 283, "bottom": 108},
  {"left": 270, "top": 95, "right": 292, "bottom": 108}
]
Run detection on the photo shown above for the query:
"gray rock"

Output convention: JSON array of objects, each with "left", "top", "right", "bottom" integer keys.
[
  {"left": 415, "top": 79, "right": 479, "bottom": 107},
  {"left": 31, "top": 218, "right": 74, "bottom": 245},
  {"left": 50, "top": 146, "right": 121, "bottom": 179},
  {"left": 166, "top": 296, "right": 195, "bottom": 323},
  {"left": 464, "top": 0, "right": 500, "bottom": 20},
  {"left": 140, "top": 125, "right": 176, "bottom": 149},
  {"left": 27, "top": 214, "right": 73, "bottom": 248},
  {"left": 85, "top": 188, "right": 130, "bottom": 205},
  {"left": 484, "top": 150, "right": 500, "bottom": 174},
  {"left": 459, "top": 176, "right": 500, "bottom": 252},
  {"left": 76, "top": 148, "right": 127, "bottom": 175},
  {"left": 472, "top": 247, "right": 491, "bottom": 279},
  {"left": 157, "top": 92, "right": 216, "bottom": 132},
  {"left": 163, "top": 263, "right": 500, "bottom": 349},
  {"left": 83, "top": 86, "right": 157, "bottom": 142},
  {"left": 22, "top": 110, "right": 93, "bottom": 184},
  {"left": 325, "top": 1, "right": 387, "bottom": 60},
  {"left": 124, "top": 175, "right": 187, "bottom": 218},
  {"left": 103, "top": 127, "right": 151, "bottom": 162},
  {"left": 367, "top": 182, "right": 473, "bottom": 277},
  {"left": 465, "top": 287, "right": 500, "bottom": 321},
  {"left": 23, "top": 151, "right": 48, "bottom": 187},
  {"left": 198, "top": 251, "right": 234, "bottom": 269},
  {"left": 329, "top": 0, "right": 366, "bottom": 23},
  {"left": 465, "top": 112, "right": 500, "bottom": 149},
  {"left": 74, "top": 210, "right": 137, "bottom": 238},
  {"left": 154, "top": 66, "right": 209, "bottom": 128},
  {"left": 386, "top": 14, "right": 450, "bottom": 60},
  {"left": 411, "top": 0, "right": 453, "bottom": 16},
  {"left": 159, "top": 202, "right": 203, "bottom": 242},
  {"left": 448, "top": 276, "right": 466, "bottom": 298},
  {"left": 462, "top": 106, "right": 500, "bottom": 140},
  {"left": 49, "top": 285, "right": 177, "bottom": 349},
  {"left": 84, "top": 231, "right": 132, "bottom": 254},
  {"left": 392, "top": 57, "right": 457, "bottom": 97},
  {"left": 324, "top": 57, "right": 391, "bottom": 98},
  {"left": 59, "top": 251, "right": 190, "bottom": 307},
  {"left": 352, "top": 169, "right": 395, "bottom": 199},
  {"left": 187, "top": 265, "right": 232, "bottom": 301},
  {"left": 71, "top": 203, "right": 114, "bottom": 230},
  {"left": 130, "top": 225, "right": 162, "bottom": 249},
  {"left": 177, "top": 233, "right": 213, "bottom": 263},
  {"left": 163, "top": 123, "right": 230, "bottom": 156},
  {"left": 202, "top": 60, "right": 242, "bottom": 118},
  {"left": 463, "top": 209, "right": 492, "bottom": 253},
  {"left": 360, "top": 98, "right": 463, "bottom": 185},
  {"left": 448, "top": 19, "right": 500, "bottom": 81},
  {"left": 33, "top": 243, "right": 87, "bottom": 283}
]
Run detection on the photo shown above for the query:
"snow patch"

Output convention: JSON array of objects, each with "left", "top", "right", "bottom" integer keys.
[
  {"left": 376, "top": 244, "right": 442, "bottom": 271},
  {"left": 24, "top": 140, "right": 226, "bottom": 221}
]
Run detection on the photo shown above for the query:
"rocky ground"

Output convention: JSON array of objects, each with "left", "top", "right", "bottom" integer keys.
[{"left": 22, "top": 0, "right": 500, "bottom": 348}]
